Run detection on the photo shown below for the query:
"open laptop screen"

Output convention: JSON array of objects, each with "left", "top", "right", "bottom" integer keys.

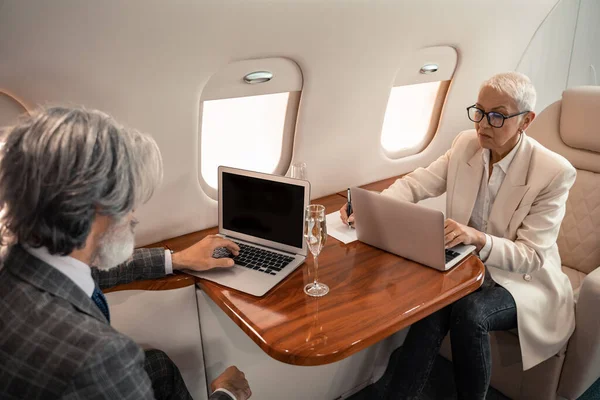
[{"left": 221, "top": 172, "right": 305, "bottom": 248}]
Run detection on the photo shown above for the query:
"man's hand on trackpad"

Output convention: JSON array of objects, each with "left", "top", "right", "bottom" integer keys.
[{"left": 171, "top": 235, "right": 240, "bottom": 271}]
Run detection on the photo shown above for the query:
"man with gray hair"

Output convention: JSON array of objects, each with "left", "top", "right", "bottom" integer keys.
[{"left": 0, "top": 107, "right": 251, "bottom": 400}]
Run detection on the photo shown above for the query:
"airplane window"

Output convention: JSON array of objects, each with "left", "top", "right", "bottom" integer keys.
[
  {"left": 200, "top": 92, "right": 290, "bottom": 189},
  {"left": 380, "top": 81, "right": 448, "bottom": 157},
  {"left": 0, "top": 92, "right": 29, "bottom": 132}
]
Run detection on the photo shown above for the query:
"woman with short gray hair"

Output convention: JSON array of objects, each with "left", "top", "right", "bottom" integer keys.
[{"left": 342, "top": 72, "right": 576, "bottom": 399}]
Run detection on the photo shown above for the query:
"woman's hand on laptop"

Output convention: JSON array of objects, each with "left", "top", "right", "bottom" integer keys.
[
  {"left": 171, "top": 235, "right": 240, "bottom": 271},
  {"left": 444, "top": 219, "right": 485, "bottom": 251},
  {"left": 339, "top": 204, "right": 355, "bottom": 227}
]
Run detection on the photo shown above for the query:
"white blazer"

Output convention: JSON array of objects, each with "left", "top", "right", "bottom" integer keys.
[{"left": 381, "top": 130, "right": 576, "bottom": 370}]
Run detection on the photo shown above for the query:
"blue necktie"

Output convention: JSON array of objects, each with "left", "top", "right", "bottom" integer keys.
[{"left": 91, "top": 286, "right": 110, "bottom": 323}]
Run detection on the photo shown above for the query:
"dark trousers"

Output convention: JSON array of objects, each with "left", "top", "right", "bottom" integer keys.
[
  {"left": 386, "top": 280, "right": 517, "bottom": 400},
  {"left": 144, "top": 349, "right": 193, "bottom": 400}
]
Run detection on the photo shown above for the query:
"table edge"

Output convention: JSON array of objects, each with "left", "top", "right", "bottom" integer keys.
[{"left": 197, "top": 258, "right": 484, "bottom": 365}]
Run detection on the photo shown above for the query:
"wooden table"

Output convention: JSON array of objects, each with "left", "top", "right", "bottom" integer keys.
[
  {"left": 337, "top": 174, "right": 406, "bottom": 197},
  {"left": 143, "top": 192, "right": 484, "bottom": 366}
]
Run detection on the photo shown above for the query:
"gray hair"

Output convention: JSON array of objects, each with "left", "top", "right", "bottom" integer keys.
[
  {"left": 0, "top": 106, "right": 162, "bottom": 255},
  {"left": 480, "top": 72, "right": 537, "bottom": 112}
]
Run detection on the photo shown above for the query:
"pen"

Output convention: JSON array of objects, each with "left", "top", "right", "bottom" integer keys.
[{"left": 346, "top": 188, "right": 353, "bottom": 228}]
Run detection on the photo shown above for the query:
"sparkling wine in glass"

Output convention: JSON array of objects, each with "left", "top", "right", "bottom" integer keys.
[{"left": 304, "top": 204, "right": 329, "bottom": 297}]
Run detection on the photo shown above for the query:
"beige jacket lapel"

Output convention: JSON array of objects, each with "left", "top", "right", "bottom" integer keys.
[
  {"left": 487, "top": 135, "right": 533, "bottom": 236},
  {"left": 451, "top": 148, "right": 484, "bottom": 225}
]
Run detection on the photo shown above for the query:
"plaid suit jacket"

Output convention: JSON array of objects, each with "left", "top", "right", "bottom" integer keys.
[{"left": 0, "top": 245, "right": 232, "bottom": 400}]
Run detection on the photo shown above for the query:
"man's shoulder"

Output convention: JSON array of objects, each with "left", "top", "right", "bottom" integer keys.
[
  {"left": 0, "top": 272, "right": 136, "bottom": 356},
  {"left": 0, "top": 271, "right": 142, "bottom": 398}
]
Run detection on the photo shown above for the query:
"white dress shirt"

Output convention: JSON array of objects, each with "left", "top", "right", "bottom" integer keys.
[
  {"left": 213, "top": 388, "right": 237, "bottom": 400},
  {"left": 24, "top": 246, "right": 173, "bottom": 296},
  {"left": 468, "top": 133, "right": 523, "bottom": 263}
]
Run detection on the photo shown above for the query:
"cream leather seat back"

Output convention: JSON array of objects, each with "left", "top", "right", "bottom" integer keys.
[
  {"left": 527, "top": 87, "right": 600, "bottom": 283},
  {"left": 527, "top": 86, "right": 600, "bottom": 400}
]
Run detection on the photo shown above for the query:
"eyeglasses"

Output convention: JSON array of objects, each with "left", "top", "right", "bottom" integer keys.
[{"left": 467, "top": 105, "right": 529, "bottom": 128}]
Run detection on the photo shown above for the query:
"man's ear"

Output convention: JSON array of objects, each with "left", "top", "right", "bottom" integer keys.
[{"left": 520, "top": 111, "right": 536, "bottom": 131}]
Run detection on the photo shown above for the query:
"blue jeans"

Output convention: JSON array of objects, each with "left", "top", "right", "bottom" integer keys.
[{"left": 386, "top": 280, "right": 517, "bottom": 400}]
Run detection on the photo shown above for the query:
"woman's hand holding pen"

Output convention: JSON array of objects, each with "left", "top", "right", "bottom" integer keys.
[
  {"left": 340, "top": 187, "right": 355, "bottom": 228},
  {"left": 339, "top": 204, "right": 355, "bottom": 227}
]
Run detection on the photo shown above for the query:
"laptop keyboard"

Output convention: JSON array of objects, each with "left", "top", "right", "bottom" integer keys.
[
  {"left": 445, "top": 249, "right": 461, "bottom": 263},
  {"left": 212, "top": 241, "right": 295, "bottom": 276}
]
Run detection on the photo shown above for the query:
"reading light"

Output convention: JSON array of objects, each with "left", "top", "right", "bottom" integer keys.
[
  {"left": 419, "top": 64, "right": 438, "bottom": 74},
  {"left": 243, "top": 71, "right": 273, "bottom": 84}
]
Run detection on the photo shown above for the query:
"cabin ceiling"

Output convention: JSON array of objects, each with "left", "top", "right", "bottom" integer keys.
[{"left": 0, "top": 0, "right": 569, "bottom": 244}]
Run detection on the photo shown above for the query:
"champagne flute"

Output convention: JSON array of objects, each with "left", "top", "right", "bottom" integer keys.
[
  {"left": 304, "top": 204, "right": 329, "bottom": 297},
  {"left": 290, "top": 162, "right": 307, "bottom": 180}
]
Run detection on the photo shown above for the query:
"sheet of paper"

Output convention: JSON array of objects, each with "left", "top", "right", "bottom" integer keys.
[{"left": 326, "top": 210, "right": 357, "bottom": 244}]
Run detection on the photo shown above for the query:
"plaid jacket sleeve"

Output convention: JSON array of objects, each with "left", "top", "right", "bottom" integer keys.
[
  {"left": 91, "top": 248, "right": 167, "bottom": 290},
  {"left": 61, "top": 335, "right": 155, "bottom": 400}
]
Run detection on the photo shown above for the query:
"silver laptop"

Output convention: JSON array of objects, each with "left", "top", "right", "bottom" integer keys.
[
  {"left": 351, "top": 187, "right": 475, "bottom": 271},
  {"left": 187, "top": 166, "right": 310, "bottom": 296}
]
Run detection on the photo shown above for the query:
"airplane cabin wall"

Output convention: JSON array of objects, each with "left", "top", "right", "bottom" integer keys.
[
  {"left": 567, "top": 0, "right": 600, "bottom": 88},
  {"left": 0, "top": 0, "right": 584, "bottom": 246},
  {"left": 517, "top": 0, "right": 580, "bottom": 113},
  {"left": 517, "top": 0, "right": 600, "bottom": 112}
]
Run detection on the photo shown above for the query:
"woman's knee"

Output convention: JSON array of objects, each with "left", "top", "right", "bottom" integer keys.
[
  {"left": 450, "top": 295, "right": 487, "bottom": 333},
  {"left": 450, "top": 286, "right": 517, "bottom": 335},
  {"left": 412, "top": 305, "right": 453, "bottom": 336}
]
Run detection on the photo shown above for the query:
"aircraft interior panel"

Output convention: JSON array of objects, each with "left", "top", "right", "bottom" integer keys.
[
  {"left": 0, "top": 0, "right": 569, "bottom": 246},
  {"left": 1, "top": 1, "right": 599, "bottom": 399}
]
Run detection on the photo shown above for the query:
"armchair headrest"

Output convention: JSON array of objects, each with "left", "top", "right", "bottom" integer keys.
[
  {"left": 527, "top": 86, "right": 600, "bottom": 173},
  {"left": 560, "top": 86, "right": 600, "bottom": 153}
]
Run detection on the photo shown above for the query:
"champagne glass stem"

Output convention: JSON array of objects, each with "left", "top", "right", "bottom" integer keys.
[{"left": 313, "top": 254, "right": 319, "bottom": 287}]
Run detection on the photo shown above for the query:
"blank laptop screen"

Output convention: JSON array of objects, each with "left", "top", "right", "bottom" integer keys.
[{"left": 221, "top": 172, "right": 305, "bottom": 249}]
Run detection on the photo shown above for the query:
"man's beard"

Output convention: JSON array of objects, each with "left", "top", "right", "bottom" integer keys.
[{"left": 92, "top": 217, "right": 138, "bottom": 270}]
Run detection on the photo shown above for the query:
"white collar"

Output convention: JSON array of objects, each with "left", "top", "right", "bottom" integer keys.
[
  {"left": 24, "top": 246, "right": 95, "bottom": 297},
  {"left": 482, "top": 132, "right": 523, "bottom": 173}
]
